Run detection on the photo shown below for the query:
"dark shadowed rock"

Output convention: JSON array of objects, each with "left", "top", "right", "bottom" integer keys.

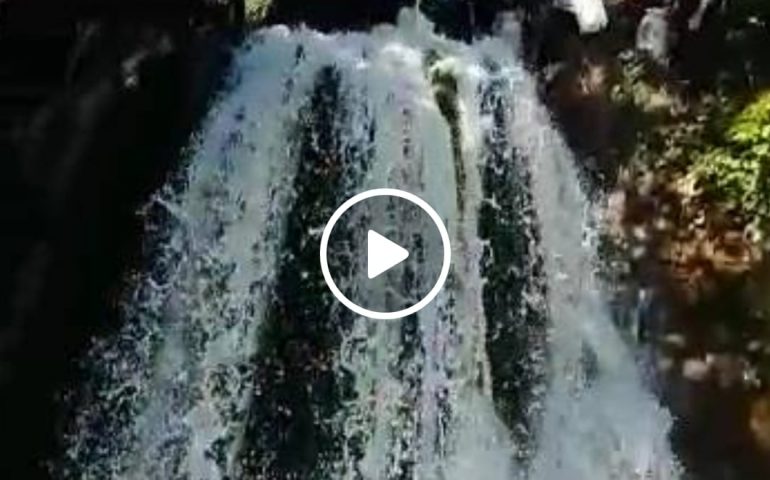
[{"left": 0, "top": 2, "right": 243, "bottom": 477}]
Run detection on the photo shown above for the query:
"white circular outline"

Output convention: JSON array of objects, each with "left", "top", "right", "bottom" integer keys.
[{"left": 320, "top": 188, "right": 451, "bottom": 320}]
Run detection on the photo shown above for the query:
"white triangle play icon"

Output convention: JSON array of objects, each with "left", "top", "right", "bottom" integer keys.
[{"left": 367, "top": 230, "right": 409, "bottom": 279}]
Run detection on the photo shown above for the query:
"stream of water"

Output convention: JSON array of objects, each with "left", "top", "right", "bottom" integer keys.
[{"left": 58, "top": 9, "right": 679, "bottom": 480}]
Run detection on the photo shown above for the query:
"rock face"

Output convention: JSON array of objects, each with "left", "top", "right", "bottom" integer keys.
[
  {"left": 636, "top": 7, "right": 672, "bottom": 65},
  {"left": 265, "top": 0, "right": 411, "bottom": 30},
  {"left": 0, "top": 2, "right": 242, "bottom": 477}
]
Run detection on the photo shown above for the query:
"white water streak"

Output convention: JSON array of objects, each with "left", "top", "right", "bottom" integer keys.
[
  {"left": 472, "top": 28, "right": 679, "bottom": 480},
  {"left": 65, "top": 28, "right": 326, "bottom": 479}
]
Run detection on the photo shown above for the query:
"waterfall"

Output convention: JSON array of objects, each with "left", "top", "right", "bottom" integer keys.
[{"left": 59, "top": 9, "right": 678, "bottom": 480}]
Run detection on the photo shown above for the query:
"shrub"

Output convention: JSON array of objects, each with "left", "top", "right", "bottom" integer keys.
[{"left": 695, "top": 91, "right": 770, "bottom": 231}]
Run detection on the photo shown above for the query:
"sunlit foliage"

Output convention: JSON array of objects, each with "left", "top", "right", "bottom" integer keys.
[{"left": 696, "top": 91, "right": 770, "bottom": 230}]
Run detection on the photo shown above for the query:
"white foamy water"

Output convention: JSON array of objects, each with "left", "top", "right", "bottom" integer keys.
[
  {"left": 556, "top": 0, "right": 609, "bottom": 33},
  {"left": 61, "top": 8, "right": 677, "bottom": 480}
]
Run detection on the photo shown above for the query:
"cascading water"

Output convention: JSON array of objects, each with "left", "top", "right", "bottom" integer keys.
[{"left": 58, "top": 9, "right": 679, "bottom": 480}]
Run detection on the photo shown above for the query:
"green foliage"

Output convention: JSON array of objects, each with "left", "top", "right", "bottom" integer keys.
[
  {"left": 609, "top": 49, "right": 770, "bottom": 235},
  {"left": 695, "top": 91, "right": 770, "bottom": 228}
]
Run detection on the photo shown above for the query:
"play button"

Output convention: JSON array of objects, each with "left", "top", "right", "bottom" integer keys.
[
  {"left": 367, "top": 230, "right": 409, "bottom": 279},
  {"left": 320, "top": 188, "right": 451, "bottom": 320}
]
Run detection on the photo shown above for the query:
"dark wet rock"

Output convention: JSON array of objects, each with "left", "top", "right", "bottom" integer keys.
[
  {"left": 238, "top": 66, "right": 368, "bottom": 479},
  {"left": 0, "top": 3, "right": 242, "bottom": 477},
  {"left": 478, "top": 77, "right": 547, "bottom": 462},
  {"left": 265, "top": 0, "right": 412, "bottom": 31}
]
